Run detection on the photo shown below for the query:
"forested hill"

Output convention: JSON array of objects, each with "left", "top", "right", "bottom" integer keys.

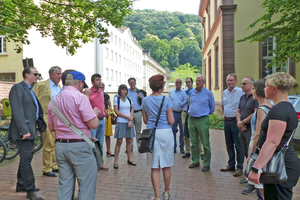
[{"left": 122, "top": 9, "right": 202, "bottom": 70}]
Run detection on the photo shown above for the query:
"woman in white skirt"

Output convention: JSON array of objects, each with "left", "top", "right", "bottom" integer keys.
[
  {"left": 142, "top": 74, "right": 174, "bottom": 200},
  {"left": 113, "top": 84, "right": 136, "bottom": 169}
]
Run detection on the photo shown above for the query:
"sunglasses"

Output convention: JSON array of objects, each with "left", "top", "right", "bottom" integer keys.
[
  {"left": 31, "top": 73, "right": 40, "bottom": 76},
  {"left": 241, "top": 83, "right": 252, "bottom": 86}
]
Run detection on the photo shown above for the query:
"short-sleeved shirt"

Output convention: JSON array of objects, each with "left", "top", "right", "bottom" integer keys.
[
  {"left": 47, "top": 86, "right": 96, "bottom": 139},
  {"left": 239, "top": 93, "right": 259, "bottom": 124},
  {"left": 104, "top": 93, "right": 110, "bottom": 110},
  {"left": 259, "top": 102, "right": 298, "bottom": 152},
  {"left": 142, "top": 95, "right": 172, "bottom": 129},
  {"left": 89, "top": 87, "right": 105, "bottom": 118},
  {"left": 113, "top": 96, "right": 132, "bottom": 123},
  {"left": 222, "top": 86, "right": 244, "bottom": 117}
]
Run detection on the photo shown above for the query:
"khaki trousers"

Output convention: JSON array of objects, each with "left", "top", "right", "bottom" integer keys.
[{"left": 42, "top": 118, "right": 58, "bottom": 173}]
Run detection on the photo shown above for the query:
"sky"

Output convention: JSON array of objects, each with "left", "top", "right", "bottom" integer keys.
[{"left": 132, "top": 0, "right": 201, "bottom": 15}]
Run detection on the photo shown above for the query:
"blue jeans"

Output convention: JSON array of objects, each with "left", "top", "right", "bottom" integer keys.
[
  {"left": 172, "top": 112, "right": 184, "bottom": 149},
  {"left": 91, "top": 118, "right": 105, "bottom": 153},
  {"left": 224, "top": 119, "right": 244, "bottom": 170}
]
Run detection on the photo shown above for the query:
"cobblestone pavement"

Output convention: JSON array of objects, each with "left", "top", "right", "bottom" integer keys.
[{"left": 0, "top": 128, "right": 299, "bottom": 200}]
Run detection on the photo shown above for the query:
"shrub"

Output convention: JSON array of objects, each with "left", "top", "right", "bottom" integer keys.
[{"left": 209, "top": 109, "right": 224, "bottom": 130}]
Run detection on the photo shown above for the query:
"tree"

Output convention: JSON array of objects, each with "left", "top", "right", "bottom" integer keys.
[
  {"left": 236, "top": 0, "right": 300, "bottom": 68},
  {"left": 0, "top": 0, "right": 134, "bottom": 55},
  {"left": 170, "top": 63, "right": 201, "bottom": 83}
]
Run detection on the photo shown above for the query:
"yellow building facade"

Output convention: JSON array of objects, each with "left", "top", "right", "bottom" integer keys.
[
  {"left": 199, "top": 0, "right": 300, "bottom": 106},
  {"left": 0, "top": 36, "right": 24, "bottom": 83}
]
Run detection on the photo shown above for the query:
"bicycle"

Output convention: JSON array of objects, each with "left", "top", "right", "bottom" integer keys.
[
  {"left": 0, "top": 138, "right": 7, "bottom": 163},
  {"left": 0, "top": 124, "right": 43, "bottom": 160}
]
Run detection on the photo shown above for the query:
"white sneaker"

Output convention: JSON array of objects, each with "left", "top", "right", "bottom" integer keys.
[{"left": 163, "top": 191, "right": 170, "bottom": 200}]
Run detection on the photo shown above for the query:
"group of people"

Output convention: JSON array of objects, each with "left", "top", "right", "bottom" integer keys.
[
  {"left": 8, "top": 65, "right": 300, "bottom": 200},
  {"left": 220, "top": 73, "right": 300, "bottom": 200}
]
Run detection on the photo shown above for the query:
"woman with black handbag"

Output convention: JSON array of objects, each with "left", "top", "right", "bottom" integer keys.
[
  {"left": 248, "top": 72, "right": 300, "bottom": 200},
  {"left": 141, "top": 74, "right": 174, "bottom": 200}
]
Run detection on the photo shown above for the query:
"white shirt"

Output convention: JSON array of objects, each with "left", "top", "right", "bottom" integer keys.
[{"left": 222, "top": 86, "right": 244, "bottom": 118}]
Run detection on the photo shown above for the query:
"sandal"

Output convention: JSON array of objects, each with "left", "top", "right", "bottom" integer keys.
[
  {"left": 106, "top": 152, "right": 115, "bottom": 157},
  {"left": 127, "top": 160, "right": 136, "bottom": 166},
  {"left": 163, "top": 191, "right": 170, "bottom": 200},
  {"left": 113, "top": 164, "right": 119, "bottom": 169}
]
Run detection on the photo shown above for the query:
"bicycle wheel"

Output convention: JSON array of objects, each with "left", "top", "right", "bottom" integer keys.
[
  {"left": 0, "top": 139, "right": 7, "bottom": 163},
  {"left": 5, "top": 137, "right": 19, "bottom": 160},
  {"left": 34, "top": 130, "right": 43, "bottom": 153}
]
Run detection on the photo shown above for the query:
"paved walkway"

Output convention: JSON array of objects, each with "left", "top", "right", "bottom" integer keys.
[{"left": 0, "top": 129, "right": 299, "bottom": 200}]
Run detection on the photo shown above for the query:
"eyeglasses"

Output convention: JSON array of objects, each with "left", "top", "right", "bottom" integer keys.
[
  {"left": 241, "top": 82, "right": 252, "bottom": 86},
  {"left": 175, "top": 82, "right": 181, "bottom": 83},
  {"left": 31, "top": 73, "right": 40, "bottom": 76}
]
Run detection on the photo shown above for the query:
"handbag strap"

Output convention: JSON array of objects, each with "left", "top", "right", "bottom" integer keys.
[
  {"left": 154, "top": 96, "right": 165, "bottom": 129},
  {"left": 284, "top": 129, "right": 296, "bottom": 148},
  {"left": 51, "top": 99, "right": 95, "bottom": 148}
]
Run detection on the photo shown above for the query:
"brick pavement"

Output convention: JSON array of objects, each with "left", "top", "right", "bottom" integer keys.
[{"left": 0, "top": 128, "right": 299, "bottom": 200}]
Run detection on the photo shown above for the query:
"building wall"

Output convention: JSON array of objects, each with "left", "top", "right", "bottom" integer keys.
[
  {"left": 99, "top": 24, "right": 144, "bottom": 92},
  {"left": 0, "top": 39, "right": 23, "bottom": 83}
]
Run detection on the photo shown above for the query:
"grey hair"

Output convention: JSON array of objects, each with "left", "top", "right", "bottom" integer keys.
[
  {"left": 227, "top": 73, "right": 237, "bottom": 80},
  {"left": 196, "top": 75, "right": 206, "bottom": 82},
  {"left": 243, "top": 77, "right": 255, "bottom": 84},
  {"left": 49, "top": 66, "right": 62, "bottom": 75},
  {"left": 65, "top": 73, "right": 79, "bottom": 86}
]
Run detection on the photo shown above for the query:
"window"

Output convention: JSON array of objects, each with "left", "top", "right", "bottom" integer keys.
[
  {"left": 106, "top": 68, "right": 109, "bottom": 80},
  {"left": 0, "top": 36, "right": 7, "bottom": 54},
  {"left": 115, "top": 53, "right": 117, "bottom": 63},
  {"left": 124, "top": 42, "right": 126, "bottom": 51},
  {"left": 124, "top": 57, "right": 126, "bottom": 66},
  {"left": 115, "top": 71, "right": 118, "bottom": 81},
  {"left": 215, "top": 0, "right": 218, "bottom": 18},
  {"left": 111, "top": 50, "right": 113, "bottom": 61},
  {"left": 206, "top": 1, "right": 211, "bottom": 33},
  {"left": 127, "top": 44, "right": 129, "bottom": 53},
  {"left": 130, "top": 61, "right": 132, "bottom": 69},
  {"left": 115, "top": 36, "right": 117, "bottom": 45},
  {"left": 124, "top": 74, "right": 126, "bottom": 82},
  {"left": 119, "top": 38, "right": 121, "bottom": 48},
  {"left": 214, "top": 38, "right": 219, "bottom": 89},
  {"left": 106, "top": 48, "right": 109, "bottom": 59},
  {"left": 207, "top": 51, "right": 212, "bottom": 90},
  {"left": 110, "top": 32, "right": 113, "bottom": 43},
  {"left": 127, "top": 59, "right": 129, "bottom": 68},
  {"left": 0, "top": 73, "right": 15, "bottom": 82},
  {"left": 119, "top": 55, "right": 121, "bottom": 64},
  {"left": 119, "top": 72, "right": 121, "bottom": 82},
  {"left": 111, "top": 69, "right": 113, "bottom": 81},
  {"left": 261, "top": 36, "right": 288, "bottom": 77}
]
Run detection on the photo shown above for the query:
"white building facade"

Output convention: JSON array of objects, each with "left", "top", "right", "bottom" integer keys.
[{"left": 23, "top": 23, "right": 166, "bottom": 91}]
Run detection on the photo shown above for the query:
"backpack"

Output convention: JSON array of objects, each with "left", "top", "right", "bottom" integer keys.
[
  {"left": 136, "top": 88, "right": 147, "bottom": 106},
  {"left": 117, "top": 96, "right": 132, "bottom": 111}
]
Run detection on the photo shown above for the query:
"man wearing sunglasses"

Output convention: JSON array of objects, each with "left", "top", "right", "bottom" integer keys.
[
  {"left": 236, "top": 77, "right": 258, "bottom": 195},
  {"left": 9, "top": 67, "right": 45, "bottom": 200},
  {"left": 33, "top": 66, "right": 62, "bottom": 178}
]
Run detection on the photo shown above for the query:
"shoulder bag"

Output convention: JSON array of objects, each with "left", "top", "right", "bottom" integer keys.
[
  {"left": 51, "top": 100, "right": 103, "bottom": 170},
  {"left": 139, "top": 96, "right": 165, "bottom": 153},
  {"left": 244, "top": 129, "right": 295, "bottom": 184}
]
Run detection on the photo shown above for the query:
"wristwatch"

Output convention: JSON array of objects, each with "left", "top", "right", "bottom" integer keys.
[
  {"left": 242, "top": 120, "right": 245, "bottom": 124},
  {"left": 251, "top": 166, "right": 263, "bottom": 174}
]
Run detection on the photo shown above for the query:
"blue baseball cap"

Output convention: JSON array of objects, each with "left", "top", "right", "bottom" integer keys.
[{"left": 68, "top": 71, "right": 88, "bottom": 88}]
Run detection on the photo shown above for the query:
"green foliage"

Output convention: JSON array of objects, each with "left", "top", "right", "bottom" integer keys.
[
  {"left": 0, "top": 0, "right": 134, "bottom": 55},
  {"left": 209, "top": 109, "right": 224, "bottom": 130},
  {"left": 236, "top": 0, "right": 300, "bottom": 68},
  {"left": 123, "top": 9, "right": 202, "bottom": 70},
  {"left": 170, "top": 63, "right": 201, "bottom": 82}
]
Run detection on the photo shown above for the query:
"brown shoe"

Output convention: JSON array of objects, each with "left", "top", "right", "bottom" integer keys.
[
  {"left": 233, "top": 169, "right": 243, "bottom": 177},
  {"left": 220, "top": 165, "right": 235, "bottom": 172},
  {"left": 100, "top": 165, "right": 109, "bottom": 171}
]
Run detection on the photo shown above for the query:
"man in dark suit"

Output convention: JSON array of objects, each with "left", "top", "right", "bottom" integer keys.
[{"left": 9, "top": 67, "right": 44, "bottom": 200}]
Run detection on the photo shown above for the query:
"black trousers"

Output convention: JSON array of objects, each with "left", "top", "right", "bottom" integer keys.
[{"left": 16, "top": 139, "right": 36, "bottom": 192}]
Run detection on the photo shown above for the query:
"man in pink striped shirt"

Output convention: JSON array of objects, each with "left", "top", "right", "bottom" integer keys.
[{"left": 47, "top": 71, "right": 99, "bottom": 200}]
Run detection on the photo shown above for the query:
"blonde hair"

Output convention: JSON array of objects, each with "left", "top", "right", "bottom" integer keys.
[{"left": 266, "top": 72, "right": 296, "bottom": 92}]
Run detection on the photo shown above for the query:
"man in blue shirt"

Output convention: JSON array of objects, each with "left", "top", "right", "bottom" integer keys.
[
  {"left": 169, "top": 78, "right": 185, "bottom": 153},
  {"left": 127, "top": 77, "right": 144, "bottom": 152},
  {"left": 188, "top": 75, "right": 215, "bottom": 172}
]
